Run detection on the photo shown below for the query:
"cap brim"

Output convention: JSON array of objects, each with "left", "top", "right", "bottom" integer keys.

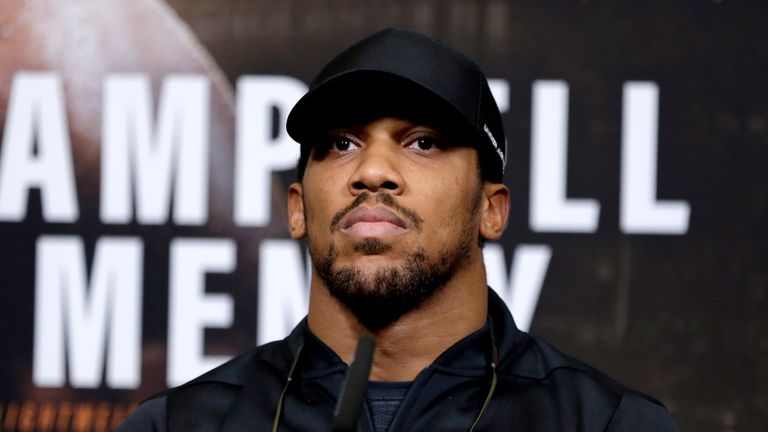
[{"left": 286, "top": 70, "right": 477, "bottom": 147}]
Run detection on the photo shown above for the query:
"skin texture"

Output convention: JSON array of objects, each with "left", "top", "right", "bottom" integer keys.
[{"left": 287, "top": 117, "right": 509, "bottom": 381}]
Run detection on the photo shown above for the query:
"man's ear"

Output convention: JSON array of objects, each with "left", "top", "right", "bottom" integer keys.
[
  {"left": 287, "top": 182, "right": 306, "bottom": 239},
  {"left": 479, "top": 183, "right": 510, "bottom": 242}
]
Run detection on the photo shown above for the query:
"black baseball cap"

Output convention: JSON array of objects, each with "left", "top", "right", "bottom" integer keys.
[{"left": 286, "top": 28, "right": 506, "bottom": 182}]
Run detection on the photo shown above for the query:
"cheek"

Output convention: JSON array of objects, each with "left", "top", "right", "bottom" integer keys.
[
  {"left": 419, "top": 174, "right": 478, "bottom": 236},
  {"left": 301, "top": 185, "right": 330, "bottom": 230},
  {"left": 301, "top": 178, "right": 348, "bottom": 239}
]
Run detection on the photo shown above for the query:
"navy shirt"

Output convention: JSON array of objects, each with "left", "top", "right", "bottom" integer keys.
[{"left": 366, "top": 381, "right": 411, "bottom": 432}]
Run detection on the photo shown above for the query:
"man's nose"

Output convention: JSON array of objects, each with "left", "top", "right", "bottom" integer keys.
[{"left": 348, "top": 141, "right": 405, "bottom": 196}]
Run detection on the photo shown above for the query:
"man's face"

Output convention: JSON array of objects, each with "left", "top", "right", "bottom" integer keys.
[{"left": 288, "top": 117, "right": 488, "bottom": 330}]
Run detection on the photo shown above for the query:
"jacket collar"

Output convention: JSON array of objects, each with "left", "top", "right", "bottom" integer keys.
[
  {"left": 183, "top": 287, "right": 536, "bottom": 388},
  {"left": 291, "top": 288, "right": 532, "bottom": 378},
  {"left": 486, "top": 288, "right": 532, "bottom": 369}
]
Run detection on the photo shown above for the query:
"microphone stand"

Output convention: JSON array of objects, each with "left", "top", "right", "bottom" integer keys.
[{"left": 332, "top": 334, "right": 376, "bottom": 432}]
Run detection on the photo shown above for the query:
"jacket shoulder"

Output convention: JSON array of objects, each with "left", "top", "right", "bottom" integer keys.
[
  {"left": 502, "top": 336, "right": 676, "bottom": 430},
  {"left": 606, "top": 393, "right": 679, "bottom": 431},
  {"left": 115, "top": 396, "right": 167, "bottom": 432},
  {"left": 126, "top": 339, "right": 294, "bottom": 431},
  {"left": 172, "top": 339, "right": 294, "bottom": 389},
  {"left": 509, "top": 337, "right": 662, "bottom": 401}
]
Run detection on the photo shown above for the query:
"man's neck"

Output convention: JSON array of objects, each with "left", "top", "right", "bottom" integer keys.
[{"left": 307, "top": 262, "right": 488, "bottom": 382}]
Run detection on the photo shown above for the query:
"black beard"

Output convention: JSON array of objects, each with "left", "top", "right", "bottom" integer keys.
[
  {"left": 306, "top": 190, "right": 483, "bottom": 332},
  {"left": 312, "top": 237, "right": 472, "bottom": 332}
]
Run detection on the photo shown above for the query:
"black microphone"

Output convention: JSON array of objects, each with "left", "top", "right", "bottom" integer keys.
[{"left": 332, "top": 334, "right": 376, "bottom": 432}]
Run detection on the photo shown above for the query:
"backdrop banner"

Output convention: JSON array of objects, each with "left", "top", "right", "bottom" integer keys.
[{"left": 0, "top": 1, "right": 766, "bottom": 431}]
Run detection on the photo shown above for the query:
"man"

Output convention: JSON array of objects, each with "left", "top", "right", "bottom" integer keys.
[{"left": 119, "top": 28, "right": 678, "bottom": 431}]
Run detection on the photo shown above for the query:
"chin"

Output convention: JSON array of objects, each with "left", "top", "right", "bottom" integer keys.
[{"left": 346, "top": 255, "right": 402, "bottom": 273}]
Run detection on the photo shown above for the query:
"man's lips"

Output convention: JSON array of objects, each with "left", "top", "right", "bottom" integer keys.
[{"left": 340, "top": 205, "right": 410, "bottom": 237}]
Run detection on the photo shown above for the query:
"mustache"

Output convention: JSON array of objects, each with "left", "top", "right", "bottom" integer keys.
[{"left": 329, "top": 192, "right": 423, "bottom": 233}]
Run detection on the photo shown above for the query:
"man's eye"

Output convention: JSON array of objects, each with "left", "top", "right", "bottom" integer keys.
[
  {"left": 408, "top": 137, "right": 439, "bottom": 151},
  {"left": 330, "top": 137, "right": 354, "bottom": 151}
]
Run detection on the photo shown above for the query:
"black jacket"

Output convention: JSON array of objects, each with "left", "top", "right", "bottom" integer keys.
[{"left": 118, "top": 290, "right": 678, "bottom": 431}]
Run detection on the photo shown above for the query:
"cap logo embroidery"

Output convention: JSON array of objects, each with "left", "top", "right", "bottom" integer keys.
[{"left": 483, "top": 123, "right": 505, "bottom": 166}]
